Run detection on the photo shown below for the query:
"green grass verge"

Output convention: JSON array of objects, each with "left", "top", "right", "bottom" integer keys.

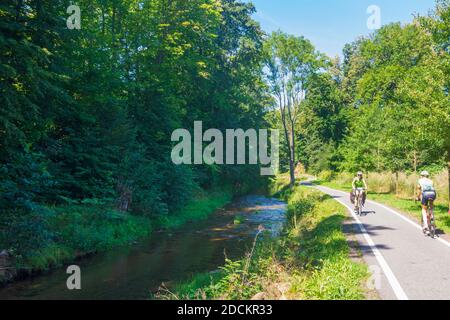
[
  {"left": 157, "top": 186, "right": 369, "bottom": 300},
  {"left": 316, "top": 180, "right": 450, "bottom": 234}
]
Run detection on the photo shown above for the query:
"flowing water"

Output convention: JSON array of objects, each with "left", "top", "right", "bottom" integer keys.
[{"left": 0, "top": 195, "right": 286, "bottom": 300}]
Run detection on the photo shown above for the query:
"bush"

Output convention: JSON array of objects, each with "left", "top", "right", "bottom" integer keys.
[
  {"left": 318, "top": 170, "right": 334, "bottom": 182},
  {"left": 269, "top": 174, "right": 291, "bottom": 198},
  {"left": 0, "top": 207, "right": 55, "bottom": 263}
]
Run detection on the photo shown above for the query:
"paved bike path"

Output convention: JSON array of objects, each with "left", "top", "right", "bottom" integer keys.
[{"left": 310, "top": 183, "right": 450, "bottom": 300}]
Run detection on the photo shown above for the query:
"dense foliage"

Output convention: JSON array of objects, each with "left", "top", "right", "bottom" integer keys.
[
  {"left": 268, "top": 1, "right": 449, "bottom": 178},
  {"left": 0, "top": 0, "right": 268, "bottom": 259},
  {"left": 1, "top": 0, "right": 449, "bottom": 271}
]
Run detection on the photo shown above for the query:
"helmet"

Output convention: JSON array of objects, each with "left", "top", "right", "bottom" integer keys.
[
  {"left": 420, "top": 171, "right": 429, "bottom": 177},
  {"left": 357, "top": 171, "right": 363, "bottom": 176}
]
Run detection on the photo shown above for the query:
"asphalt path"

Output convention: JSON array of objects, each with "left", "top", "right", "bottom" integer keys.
[{"left": 307, "top": 182, "right": 450, "bottom": 300}]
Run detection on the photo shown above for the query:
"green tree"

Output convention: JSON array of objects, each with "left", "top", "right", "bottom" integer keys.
[{"left": 264, "top": 31, "right": 323, "bottom": 186}]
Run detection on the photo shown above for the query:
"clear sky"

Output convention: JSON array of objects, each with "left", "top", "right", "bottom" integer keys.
[{"left": 246, "top": 0, "right": 437, "bottom": 57}]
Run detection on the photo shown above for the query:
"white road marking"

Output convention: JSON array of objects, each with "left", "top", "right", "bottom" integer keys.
[
  {"left": 366, "top": 200, "right": 450, "bottom": 249},
  {"left": 314, "top": 182, "right": 450, "bottom": 249},
  {"left": 315, "top": 185, "right": 409, "bottom": 300}
]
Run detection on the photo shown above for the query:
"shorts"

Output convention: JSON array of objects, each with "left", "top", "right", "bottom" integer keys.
[{"left": 422, "top": 190, "right": 436, "bottom": 205}]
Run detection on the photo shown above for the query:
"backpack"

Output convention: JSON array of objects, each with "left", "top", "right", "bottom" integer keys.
[{"left": 350, "top": 192, "right": 355, "bottom": 204}]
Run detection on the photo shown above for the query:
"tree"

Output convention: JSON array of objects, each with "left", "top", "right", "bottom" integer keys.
[
  {"left": 339, "top": 21, "right": 448, "bottom": 184},
  {"left": 298, "top": 61, "right": 347, "bottom": 173},
  {"left": 264, "top": 31, "right": 322, "bottom": 186},
  {"left": 0, "top": 0, "right": 269, "bottom": 257},
  {"left": 422, "top": 0, "right": 450, "bottom": 211}
]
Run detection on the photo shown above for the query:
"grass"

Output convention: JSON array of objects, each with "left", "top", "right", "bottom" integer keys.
[
  {"left": 316, "top": 170, "right": 448, "bottom": 203},
  {"left": 316, "top": 176, "right": 450, "bottom": 234},
  {"left": 157, "top": 184, "right": 369, "bottom": 300},
  {"left": 17, "top": 206, "right": 153, "bottom": 273},
  {"left": 10, "top": 187, "right": 233, "bottom": 277},
  {"left": 367, "top": 194, "right": 450, "bottom": 234},
  {"left": 155, "top": 188, "right": 232, "bottom": 230}
]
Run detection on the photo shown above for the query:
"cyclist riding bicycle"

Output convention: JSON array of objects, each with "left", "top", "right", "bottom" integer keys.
[
  {"left": 351, "top": 171, "right": 368, "bottom": 210},
  {"left": 416, "top": 171, "right": 437, "bottom": 236}
]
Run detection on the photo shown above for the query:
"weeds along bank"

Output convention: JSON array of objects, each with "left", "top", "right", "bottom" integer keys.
[
  {"left": 159, "top": 185, "right": 369, "bottom": 300},
  {"left": 0, "top": 188, "right": 232, "bottom": 284},
  {"left": 317, "top": 170, "right": 450, "bottom": 233}
]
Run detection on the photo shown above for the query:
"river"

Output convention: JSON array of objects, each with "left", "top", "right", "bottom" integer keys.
[{"left": 0, "top": 195, "right": 286, "bottom": 300}]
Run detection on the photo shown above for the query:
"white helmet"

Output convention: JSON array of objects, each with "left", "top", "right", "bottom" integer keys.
[{"left": 420, "top": 171, "right": 429, "bottom": 177}]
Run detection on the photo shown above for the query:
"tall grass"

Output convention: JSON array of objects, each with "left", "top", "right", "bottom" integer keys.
[
  {"left": 320, "top": 170, "right": 448, "bottom": 206},
  {"left": 317, "top": 170, "right": 450, "bottom": 233}
]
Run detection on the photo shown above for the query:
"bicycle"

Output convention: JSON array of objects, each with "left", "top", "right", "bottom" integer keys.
[
  {"left": 354, "top": 188, "right": 365, "bottom": 216},
  {"left": 423, "top": 197, "right": 437, "bottom": 239}
]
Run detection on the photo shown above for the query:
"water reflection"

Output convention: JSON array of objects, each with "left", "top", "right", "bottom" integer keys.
[{"left": 0, "top": 196, "right": 286, "bottom": 300}]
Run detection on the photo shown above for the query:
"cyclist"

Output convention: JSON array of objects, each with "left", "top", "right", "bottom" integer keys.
[
  {"left": 416, "top": 171, "right": 437, "bottom": 235},
  {"left": 352, "top": 171, "right": 368, "bottom": 211}
]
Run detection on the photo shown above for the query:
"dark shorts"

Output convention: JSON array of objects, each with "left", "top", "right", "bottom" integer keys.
[{"left": 422, "top": 191, "right": 436, "bottom": 205}]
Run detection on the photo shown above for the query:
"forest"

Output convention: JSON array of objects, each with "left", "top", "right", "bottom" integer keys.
[
  {"left": 0, "top": 0, "right": 449, "bottom": 284},
  {"left": 263, "top": 1, "right": 449, "bottom": 208},
  {"left": 1, "top": 0, "right": 269, "bottom": 270}
]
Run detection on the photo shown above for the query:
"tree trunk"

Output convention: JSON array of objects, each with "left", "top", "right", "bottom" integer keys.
[
  {"left": 447, "top": 159, "right": 450, "bottom": 214},
  {"left": 289, "top": 157, "right": 295, "bottom": 187},
  {"left": 289, "top": 127, "right": 296, "bottom": 187},
  {"left": 376, "top": 141, "right": 380, "bottom": 172},
  {"left": 395, "top": 171, "right": 399, "bottom": 198},
  {"left": 279, "top": 108, "right": 295, "bottom": 188}
]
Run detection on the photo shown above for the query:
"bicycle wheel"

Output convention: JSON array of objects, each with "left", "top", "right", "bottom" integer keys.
[{"left": 428, "top": 203, "right": 436, "bottom": 238}]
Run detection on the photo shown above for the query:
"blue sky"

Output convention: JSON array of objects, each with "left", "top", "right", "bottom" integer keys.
[{"left": 246, "top": 0, "right": 437, "bottom": 57}]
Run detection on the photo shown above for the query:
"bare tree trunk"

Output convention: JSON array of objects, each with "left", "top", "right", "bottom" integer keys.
[
  {"left": 377, "top": 141, "right": 380, "bottom": 172},
  {"left": 117, "top": 179, "right": 132, "bottom": 212},
  {"left": 279, "top": 97, "right": 296, "bottom": 188},
  {"left": 447, "top": 159, "right": 450, "bottom": 214},
  {"left": 289, "top": 128, "right": 296, "bottom": 187},
  {"left": 395, "top": 171, "right": 399, "bottom": 198}
]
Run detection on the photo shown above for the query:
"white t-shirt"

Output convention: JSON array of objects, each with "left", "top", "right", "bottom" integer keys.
[{"left": 418, "top": 178, "right": 434, "bottom": 192}]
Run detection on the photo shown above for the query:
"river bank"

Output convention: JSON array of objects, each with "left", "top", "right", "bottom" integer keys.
[
  {"left": 159, "top": 180, "right": 371, "bottom": 300},
  {"left": 0, "top": 194, "right": 284, "bottom": 299},
  {"left": 0, "top": 187, "right": 232, "bottom": 285}
]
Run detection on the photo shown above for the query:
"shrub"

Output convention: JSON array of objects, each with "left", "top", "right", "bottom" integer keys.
[{"left": 318, "top": 170, "right": 334, "bottom": 182}]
